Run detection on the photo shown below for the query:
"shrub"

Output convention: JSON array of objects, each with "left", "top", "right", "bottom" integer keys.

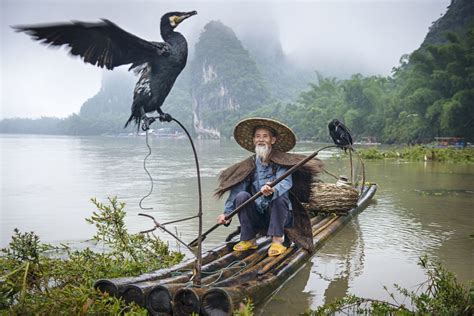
[{"left": 0, "top": 197, "right": 183, "bottom": 314}]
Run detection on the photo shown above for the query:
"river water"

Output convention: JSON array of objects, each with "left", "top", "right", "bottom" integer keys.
[{"left": 1, "top": 134, "right": 472, "bottom": 313}]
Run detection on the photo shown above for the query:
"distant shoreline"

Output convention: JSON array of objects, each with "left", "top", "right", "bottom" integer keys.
[{"left": 357, "top": 146, "right": 474, "bottom": 163}]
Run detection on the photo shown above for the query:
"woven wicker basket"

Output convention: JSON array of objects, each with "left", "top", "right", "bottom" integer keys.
[{"left": 307, "top": 183, "right": 359, "bottom": 214}]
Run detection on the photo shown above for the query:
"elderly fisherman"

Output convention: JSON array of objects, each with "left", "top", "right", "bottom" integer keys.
[{"left": 215, "top": 118, "right": 323, "bottom": 256}]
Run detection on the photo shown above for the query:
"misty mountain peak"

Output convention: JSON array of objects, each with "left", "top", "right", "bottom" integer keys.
[{"left": 191, "top": 20, "right": 269, "bottom": 138}]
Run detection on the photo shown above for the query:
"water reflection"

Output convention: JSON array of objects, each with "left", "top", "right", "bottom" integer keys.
[
  {"left": 261, "top": 217, "right": 365, "bottom": 315},
  {"left": 323, "top": 218, "right": 365, "bottom": 302}
]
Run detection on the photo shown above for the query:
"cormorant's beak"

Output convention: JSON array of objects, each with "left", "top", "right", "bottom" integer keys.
[{"left": 176, "top": 11, "right": 197, "bottom": 24}]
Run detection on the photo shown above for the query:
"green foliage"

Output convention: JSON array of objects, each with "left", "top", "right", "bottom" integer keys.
[
  {"left": 305, "top": 256, "right": 473, "bottom": 315},
  {"left": 251, "top": 73, "right": 393, "bottom": 143},
  {"left": 358, "top": 146, "right": 474, "bottom": 163},
  {"left": 234, "top": 299, "right": 254, "bottom": 316},
  {"left": 0, "top": 197, "right": 183, "bottom": 314},
  {"left": 394, "top": 256, "right": 471, "bottom": 315},
  {"left": 388, "top": 25, "right": 474, "bottom": 143}
]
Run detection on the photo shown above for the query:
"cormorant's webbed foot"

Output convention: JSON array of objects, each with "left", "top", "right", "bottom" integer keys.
[
  {"left": 158, "top": 113, "right": 173, "bottom": 122},
  {"left": 141, "top": 116, "right": 156, "bottom": 132}
]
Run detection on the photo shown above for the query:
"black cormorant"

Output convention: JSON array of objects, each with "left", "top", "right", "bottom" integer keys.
[
  {"left": 13, "top": 11, "right": 197, "bottom": 130},
  {"left": 328, "top": 119, "right": 353, "bottom": 151}
]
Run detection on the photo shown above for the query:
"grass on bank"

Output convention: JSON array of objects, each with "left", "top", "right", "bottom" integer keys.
[
  {"left": 0, "top": 197, "right": 183, "bottom": 314},
  {"left": 306, "top": 255, "right": 473, "bottom": 315},
  {"left": 357, "top": 146, "right": 474, "bottom": 163}
]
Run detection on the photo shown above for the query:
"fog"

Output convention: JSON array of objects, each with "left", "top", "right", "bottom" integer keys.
[{"left": 1, "top": 0, "right": 450, "bottom": 119}]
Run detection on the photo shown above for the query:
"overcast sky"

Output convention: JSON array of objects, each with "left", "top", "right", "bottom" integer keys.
[{"left": 1, "top": 0, "right": 450, "bottom": 119}]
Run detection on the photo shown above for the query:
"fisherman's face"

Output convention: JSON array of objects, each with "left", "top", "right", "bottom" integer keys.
[{"left": 253, "top": 128, "right": 276, "bottom": 149}]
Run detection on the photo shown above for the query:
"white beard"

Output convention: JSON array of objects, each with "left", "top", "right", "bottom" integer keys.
[{"left": 255, "top": 144, "right": 271, "bottom": 165}]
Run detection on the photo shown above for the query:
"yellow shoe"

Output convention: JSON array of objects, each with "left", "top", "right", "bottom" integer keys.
[
  {"left": 233, "top": 240, "right": 257, "bottom": 251},
  {"left": 268, "top": 242, "right": 287, "bottom": 257}
]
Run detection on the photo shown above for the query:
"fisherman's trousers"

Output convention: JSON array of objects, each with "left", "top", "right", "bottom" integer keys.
[{"left": 235, "top": 191, "right": 292, "bottom": 241}]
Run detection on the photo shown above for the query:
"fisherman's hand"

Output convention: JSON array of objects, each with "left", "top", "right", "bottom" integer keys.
[
  {"left": 217, "top": 214, "right": 231, "bottom": 225},
  {"left": 261, "top": 183, "right": 275, "bottom": 196}
]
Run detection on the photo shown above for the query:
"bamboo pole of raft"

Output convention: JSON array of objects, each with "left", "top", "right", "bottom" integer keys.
[
  {"left": 120, "top": 274, "right": 192, "bottom": 306},
  {"left": 258, "top": 246, "right": 295, "bottom": 275},
  {"left": 201, "top": 243, "right": 271, "bottom": 284},
  {"left": 94, "top": 241, "right": 233, "bottom": 295},
  {"left": 120, "top": 245, "right": 260, "bottom": 305},
  {"left": 312, "top": 214, "right": 339, "bottom": 236},
  {"left": 201, "top": 184, "right": 377, "bottom": 315},
  {"left": 121, "top": 235, "right": 275, "bottom": 307},
  {"left": 145, "top": 242, "right": 273, "bottom": 314},
  {"left": 310, "top": 216, "right": 333, "bottom": 235},
  {"left": 146, "top": 283, "right": 184, "bottom": 314},
  {"left": 173, "top": 287, "right": 208, "bottom": 316}
]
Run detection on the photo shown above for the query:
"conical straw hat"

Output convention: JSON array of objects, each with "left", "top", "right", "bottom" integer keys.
[{"left": 233, "top": 117, "right": 296, "bottom": 153}]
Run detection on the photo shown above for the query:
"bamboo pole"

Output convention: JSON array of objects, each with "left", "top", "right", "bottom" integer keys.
[
  {"left": 94, "top": 241, "right": 233, "bottom": 296},
  {"left": 105, "top": 233, "right": 270, "bottom": 302},
  {"left": 120, "top": 247, "right": 254, "bottom": 306},
  {"left": 120, "top": 274, "right": 191, "bottom": 307},
  {"left": 312, "top": 214, "right": 339, "bottom": 237},
  {"left": 310, "top": 216, "right": 332, "bottom": 235},
  {"left": 257, "top": 246, "right": 295, "bottom": 275},
  {"left": 145, "top": 232, "right": 286, "bottom": 312},
  {"left": 146, "top": 283, "right": 184, "bottom": 314},
  {"left": 123, "top": 236, "right": 272, "bottom": 306},
  {"left": 172, "top": 287, "right": 207, "bottom": 316},
  {"left": 201, "top": 288, "right": 236, "bottom": 316},
  {"left": 201, "top": 243, "right": 271, "bottom": 286}
]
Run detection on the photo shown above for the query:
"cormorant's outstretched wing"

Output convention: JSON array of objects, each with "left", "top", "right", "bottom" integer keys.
[{"left": 13, "top": 19, "right": 170, "bottom": 70}]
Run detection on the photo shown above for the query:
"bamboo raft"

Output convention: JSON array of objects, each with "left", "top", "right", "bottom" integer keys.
[{"left": 94, "top": 183, "right": 377, "bottom": 315}]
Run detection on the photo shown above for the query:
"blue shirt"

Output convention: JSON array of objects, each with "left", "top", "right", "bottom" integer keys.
[{"left": 224, "top": 156, "right": 293, "bottom": 214}]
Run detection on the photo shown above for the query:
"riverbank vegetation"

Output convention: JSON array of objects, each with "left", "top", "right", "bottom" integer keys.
[
  {"left": 357, "top": 146, "right": 474, "bottom": 163},
  {"left": 0, "top": 197, "right": 183, "bottom": 314},
  {"left": 305, "top": 256, "right": 473, "bottom": 315}
]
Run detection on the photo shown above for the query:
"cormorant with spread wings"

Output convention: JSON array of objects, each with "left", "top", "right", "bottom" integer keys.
[{"left": 14, "top": 11, "right": 197, "bottom": 130}]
